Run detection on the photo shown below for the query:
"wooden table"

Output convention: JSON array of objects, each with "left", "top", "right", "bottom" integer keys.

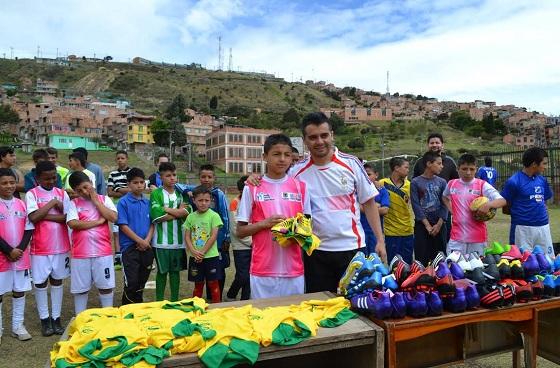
[
  {"left": 161, "top": 292, "right": 384, "bottom": 368},
  {"left": 370, "top": 297, "right": 560, "bottom": 368}
]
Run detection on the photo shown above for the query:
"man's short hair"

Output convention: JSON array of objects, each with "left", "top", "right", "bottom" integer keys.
[
  {"left": 389, "top": 157, "right": 409, "bottom": 172},
  {"left": 522, "top": 147, "right": 548, "bottom": 168},
  {"left": 422, "top": 151, "right": 441, "bottom": 166},
  {"left": 36, "top": 160, "right": 57, "bottom": 177},
  {"left": 0, "top": 146, "right": 14, "bottom": 158},
  {"left": 199, "top": 164, "right": 215, "bottom": 173},
  {"left": 427, "top": 133, "right": 444, "bottom": 144},
  {"left": 484, "top": 156, "right": 492, "bottom": 167},
  {"left": 301, "top": 112, "right": 332, "bottom": 136},
  {"left": 192, "top": 185, "right": 212, "bottom": 198},
  {"left": 155, "top": 152, "right": 168, "bottom": 164},
  {"left": 68, "top": 171, "right": 91, "bottom": 189},
  {"left": 363, "top": 162, "right": 378, "bottom": 172},
  {"left": 32, "top": 148, "right": 49, "bottom": 162},
  {"left": 46, "top": 147, "right": 58, "bottom": 156},
  {"left": 69, "top": 152, "right": 86, "bottom": 168},
  {"left": 458, "top": 154, "right": 477, "bottom": 167},
  {"left": 73, "top": 147, "right": 88, "bottom": 160},
  {"left": 125, "top": 167, "right": 144, "bottom": 182},
  {"left": 264, "top": 134, "right": 293, "bottom": 154},
  {"left": 116, "top": 150, "right": 128, "bottom": 157},
  {"left": 158, "top": 162, "right": 176, "bottom": 173}
]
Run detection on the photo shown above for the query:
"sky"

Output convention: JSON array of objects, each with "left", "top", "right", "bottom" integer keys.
[{"left": 1, "top": 0, "right": 559, "bottom": 114}]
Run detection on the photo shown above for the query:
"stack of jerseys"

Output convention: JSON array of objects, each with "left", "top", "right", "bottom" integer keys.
[
  {"left": 271, "top": 213, "right": 321, "bottom": 256},
  {"left": 50, "top": 297, "right": 356, "bottom": 368}
]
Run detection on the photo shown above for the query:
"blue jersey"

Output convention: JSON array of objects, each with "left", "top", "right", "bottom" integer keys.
[
  {"left": 360, "top": 186, "right": 390, "bottom": 247},
  {"left": 116, "top": 193, "right": 151, "bottom": 252},
  {"left": 477, "top": 166, "right": 498, "bottom": 186},
  {"left": 501, "top": 171, "right": 552, "bottom": 227}
]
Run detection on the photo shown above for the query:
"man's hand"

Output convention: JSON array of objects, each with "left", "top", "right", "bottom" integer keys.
[
  {"left": 136, "top": 239, "right": 151, "bottom": 251},
  {"left": 261, "top": 215, "right": 286, "bottom": 229},
  {"left": 375, "top": 241, "right": 387, "bottom": 264},
  {"left": 246, "top": 174, "right": 262, "bottom": 186},
  {"left": 9, "top": 248, "right": 23, "bottom": 261},
  {"left": 430, "top": 222, "right": 442, "bottom": 236}
]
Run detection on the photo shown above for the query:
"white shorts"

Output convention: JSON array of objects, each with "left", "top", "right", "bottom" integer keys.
[
  {"left": 447, "top": 240, "right": 486, "bottom": 256},
  {"left": 31, "top": 253, "right": 70, "bottom": 284},
  {"left": 250, "top": 275, "right": 305, "bottom": 299},
  {"left": 0, "top": 269, "right": 32, "bottom": 295},
  {"left": 70, "top": 256, "right": 115, "bottom": 294},
  {"left": 515, "top": 224, "right": 554, "bottom": 256}
]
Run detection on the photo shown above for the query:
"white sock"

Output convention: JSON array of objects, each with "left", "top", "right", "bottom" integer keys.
[
  {"left": 12, "top": 295, "right": 25, "bottom": 330},
  {"left": 50, "top": 285, "right": 64, "bottom": 320},
  {"left": 34, "top": 286, "right": 50, "bottom": 320},
  {"left": 99, "top": 292, "right": 113, "bottom": 308},
  {"left": 74, "top": 293, "right": 88, "bottom": 315}
]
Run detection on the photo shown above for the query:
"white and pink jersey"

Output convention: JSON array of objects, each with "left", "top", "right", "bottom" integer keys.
[
  {"left": 290, "top": 148, "right": 378, "bottom": 252},
  {"left": 66, "top": 195, "right": 116, "bottom": 259},
  {"left": 237, "top": 176, "right": 310, "bottom": 277},
  {"left": 0, "top": 198, "right": 33, "bottom": 272},
  {"left": 443, "top": 178, "right": 502, "bottom": 243},
  {"left": 26, "top": 186, "right": 71, "bottom": 255}
]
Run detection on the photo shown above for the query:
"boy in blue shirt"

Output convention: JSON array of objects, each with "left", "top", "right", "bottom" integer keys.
[
  {"left": 501, "top": 147, "right": 554, "bottom": 256},
  {"left": 360, "top": 163, "right": 389, "bottom": 256},
  {"left": 116, "top": 168, "right": 154, "bottom": 304},
  {"left": 477, "top": 156, "right": 498, "bottom": 187}
]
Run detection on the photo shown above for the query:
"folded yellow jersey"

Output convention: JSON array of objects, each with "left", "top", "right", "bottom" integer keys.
[
  {"left": 250, "top": 305, "right": 317, "bottom": 347},
  {"left": 299, "top": 297, "right": 357, "bottom": 327}
]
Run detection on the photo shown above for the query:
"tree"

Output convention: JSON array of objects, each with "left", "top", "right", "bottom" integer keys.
[
  {"left": 347, "top": 137, "right": 365, "bottom": 149},
  {"left": 449, "top": 110, "right": 476, "bottom": 130},
  {"left": 150, "top": 118, "right": 170, "bottom": 147},
  {"left": 482, "top": 114, "right": 496, "bottom": 135},
  {"left": 164, "top": 94, "right": 188, "bottom": 122},
  {"left": 0, "top": 105, "right": 20, "bottom": 132},
  {"left": 209, "top": 95, "right": 218, "bottom": 110},
  {"left": 329, "top": 113, "right": 345, "bottom": 134},
  {"left": 282, "top": 108, "right": 300, "bottom": 125}
]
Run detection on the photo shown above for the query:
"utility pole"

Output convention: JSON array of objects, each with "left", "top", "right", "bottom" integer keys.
[
  {"left": 168, "top": 129, "right": 174, "bottom": 161},
  {"left": 10, "top": 47, "right": 14, "bottom": 59},
  {"left": 380, "top": 133, "right": 386, "bottom": 177},
  {"left": 217, "top": 36, "right": 223, "bottom": 70},
  {"left": 228, "top": 48, "right": 232, "bottom": 72}
]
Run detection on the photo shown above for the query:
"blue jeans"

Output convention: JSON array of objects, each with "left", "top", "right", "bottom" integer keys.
[{"left": 386, "top": 235, "right": 414, "bottom": 264}]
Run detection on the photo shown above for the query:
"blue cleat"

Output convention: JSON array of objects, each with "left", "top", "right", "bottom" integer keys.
[
  {"left": 426, "top": 291, "right": 443, "bottom": 316},
  {"left": 443, "top": 287, "right": 467, "bottom": 313},
  {"left": 390, "top": 292, "right": 407, "bottom": 319},
  {"left": 382, "top": 274, "right": 399, "bottom": 291},
  {"left": 405, "top": 291, "right": 428, "bottom": 318}
]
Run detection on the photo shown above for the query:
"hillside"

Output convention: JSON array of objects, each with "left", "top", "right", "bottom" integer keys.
[{"left": 0, "top": 59, "right": 340, "bottom": 113}]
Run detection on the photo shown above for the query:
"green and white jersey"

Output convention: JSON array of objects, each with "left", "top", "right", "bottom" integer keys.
[{"left": 150, "top": 187, "right": 189, "bottom": 249}]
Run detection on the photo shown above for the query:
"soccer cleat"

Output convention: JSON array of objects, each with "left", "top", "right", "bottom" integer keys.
[
  {"left": 369, "top": 291, "right": 393, "bottom": 319},
  {"left": 510, "top": 279, "right": 532, "bottom": 303},
  {"left": 405, "top": 292, "right": 428, "bottom": 318},
  {"left": 346, "top": 272, "right": 382, "bottom": 297},
  {"left": 338, "top": 251, "right": 368, "bottom": 295},
  {"left": 444, "top": 287, "right": 467, "bottom": 313},
  {"left": 554, "top": 275, "right": 560, "bottom": 296},
  {"left": 271, "top": 217, "right": 295, "bottom": 235},
  {"left": 368, "top": 253, "right": 389, "bottom": 276},
  {"left": 497, "top": 258, "right": 511, "bottom": 279},
  {"left": 500, "top": 283, "right": 516, "bottom": 306},
  {"left": 482, "top": 254, "right": 497, "bottom": 265},
  {"left": 11, "top": 325, "right": 32, "bottom": 341},
  {"left": 436, "top": 274, "right": 456, "bottom": 297},
  {"left": 465, "top": 267, "right": 486, "bottom": 284},
  {"left": 530, "top": 279, "right": 544, "bottom": 301},
  {"left": 464, "top": 284, "right": 481, "bottom": 309},
  {"left": 502, "top": 244, "right": 522, "bottom": 260},
  {"left": 435, "top": 260, "right": 451, "bottom": 279},
  {"left": 535, "top": 253, "right": 552, "bottom": 275},
  {"left": 448, "top": 261, "right": 465, "bottom": 280},
  {"left": 484, "top": 242, "right": 505, "bottom": 256},
  {"left": 477, "top": 284, "right": 504, "bottom": 308},
  {"left": 390, "top": 292, "right": 407, "bottom": 319},
  {"left": 446, "top": 250, "right": 462, "bottom": 263},
  {"left": 542, "top": 275, "right": 556, "bottom": 298},
  {"left": 390, "top": 255, "right": 410, "bottom": 285},
  {"left": 483, "top": 263, "right": 500, "bottom": 281},
  {"left": 468, "top": 252, "right": 484, "bottom": 269},
  {"left": 457, "top": 255, "right": 473, "bottom": 272},
  {"left": 52, "top": 318, "right": 64, "bottom": 335},
  {"left": 382, "top": 274, "right": 399, "bottom": 291},
  {"left": 522, "top": 253, "right": 540, "bottom": 278},
  {"left": 432, "top": 252, "right": 447, "bottom": 267},
  {"left": 509, "top": 260, "right": 525, "bottom": 280},
  {"left": 410, "top": 260, "right": 425, "bottom": 275},
  {"left": 350, "top": 292, "right": 373, "bottom": 312},
  {"left": 401, "top": 266, "right": 436, "bottom": 292},
  {"left": 40, "top": 317, "right": 54, "bottom": 337},
  {"left": 426, "top": 291, "right": 443, "bottom": 316}
]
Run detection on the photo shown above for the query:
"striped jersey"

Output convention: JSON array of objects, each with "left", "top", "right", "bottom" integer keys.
[
  {"left": 379, "top": 177, "right": 414, "bottom": 236},
  {"left": 290, "top": 148, "right": 378, "bottom": 252},
  {"left": 150, "top": 187, "right": 188, "bottom": 249}
]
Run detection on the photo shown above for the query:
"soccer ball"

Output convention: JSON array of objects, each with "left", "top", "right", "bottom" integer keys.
[{"left": 470, "top": 196, "right": 496, "bottom": 222}]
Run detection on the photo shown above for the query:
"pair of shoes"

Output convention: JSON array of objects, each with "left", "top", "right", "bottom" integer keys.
[
  {"left": 346, "top": 272, "right": 383, "bottom": 297},
  {"left": 522, "top": 251, "right": 540, "bottom": 278},
  {"left": 40, "top": 317, "right": 54, "bottom": 337},
  {"left": 389, "top": 255, "right": 410, "bottom": 285},
  {"left": 11, "top": 325, "right": 32, "bottom": 341},
  {"left": 477, "top": 284, "right": 505, "bottom": 308},
  {"left": 533, "top": 246, "right": 553, "bottom": 275},
  {"left": 538, "top": 275, "right": 556, "bottom": 298},
  {"left": 400, "top": 261, "right": 436, "bottom": 292},
  {"left": 350, "top": 291, "right": 392, "bottom": 319}
]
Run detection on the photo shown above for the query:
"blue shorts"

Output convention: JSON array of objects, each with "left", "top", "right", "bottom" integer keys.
[
  {"left": 188, "top": 256, "right": 222, "bottom": 282},
  {"left": 385, "top": 235, "right": 414, "bottom": 264}
]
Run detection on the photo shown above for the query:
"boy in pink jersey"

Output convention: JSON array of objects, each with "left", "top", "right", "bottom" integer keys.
[
  {"left": 26, "top": 161, "right": 71, "bottom": 336},
  {"left": 442, "top": 154, "right": 506, "bottom": 256},
  {"left": 66, "top": 171, "right": 118, "bottom": 315},
  {"left": 237, "top": 134, "right": 311, "bottom": 299},
  {"left": 0, "top": 168, "right": 34, "bottom": 343}
]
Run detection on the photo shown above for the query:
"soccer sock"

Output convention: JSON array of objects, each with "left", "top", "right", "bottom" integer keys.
[
  {"left": 12, "top": 295, "right": 25, "bottom": 330},
  {"left": 193, "top": 282, "right": 205, "bottom": 298},
  {"left": 169, "top": 272, "right": 180, "bottom": 302},
  {"left": 208, "top": 280, "right": 222, "bottom": 303},
  {"left": 50, "top": 285, "right": 64, "bottom": 320},
  {"left": 34, "top": 285, "right": 50, "bottom": 320},
  {"left": 156, "top": 272, "right": 167, "bottom": 301},
  {"left": 74, "top": 293, "right": 88, "bottom": 315},
  {"left": 99, "top": 292, "right": 114, "bottom": 308}
]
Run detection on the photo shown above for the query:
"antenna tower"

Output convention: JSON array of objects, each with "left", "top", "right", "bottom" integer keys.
[
  {"left": 217, "top": 36, "right": 223, "bottom": 70},
  {"left": 228, "top": 48, "right": 232, "bottom": 72},
  {"left": 386, "top": 70, "right": 390, "bottom": 95}
]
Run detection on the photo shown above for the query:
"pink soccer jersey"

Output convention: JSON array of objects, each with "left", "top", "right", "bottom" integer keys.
[
  {"left": 26, "top": 186, "right": 70, "bottom": 255},
  {"left": 445, "top": 178, "right": 487, "bottom": 243},
  {"left": 0, "top": 198, "right": 31, "bottom": 272},
  {"left": 237, "top": 176, "right": 307, "bottom": 277},
  {"left": 67, "top": 195, "right": 115, "bottom": 259}
]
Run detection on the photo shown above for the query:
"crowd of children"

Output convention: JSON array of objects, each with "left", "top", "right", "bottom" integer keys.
[{"left": 0, "top": 121, "right": 555, "bottom": 345}]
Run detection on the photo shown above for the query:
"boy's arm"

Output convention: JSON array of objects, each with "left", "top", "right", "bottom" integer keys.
[
  {"left": 217, "top": 191, "right": 230, "bottom": 242},
  {"left": 66, "top": 200, "right": 105, "bottom": 230},
  {"left": 442, "top": 196, "right": 452, "bottom": 212},
  {"left": 410, "top": 180, "right": 426, "bottom": 221},
  {"left": 17, "top": 229, "right": 33, "bottom": 251},
  {"left": 14, "top": 168, "right": 25, "bottom": 192},
  {"left": 92, "top": 193, "right": 118, "bottom": 223},
  {"left": 237, "top": 215, "right": 286, "bottom": 238},
  {"left": 149, "top": 189, "right": 174, "bottom": 222},
  {"left": 0, "top": 236, "right": 14, "bottom": 256},
  {"left": 145, "top": 224, "right": 155, "bottom": 242}
]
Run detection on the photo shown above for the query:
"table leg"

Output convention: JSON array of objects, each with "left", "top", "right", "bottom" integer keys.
[
  {"left": 512, "top": 350, "right": 521, "bottom": 368},
  {"left": 520, "top": 314, "right": 538, "bottom": 368},
  {"left": 386, "top": 328, "right": 397, "bottom": 368}
]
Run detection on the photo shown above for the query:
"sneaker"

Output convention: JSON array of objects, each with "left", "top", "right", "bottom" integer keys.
[
  {"left": 554, "top": 275, "right": 560, "bottom": 296},
  {"left": 40, "top": 317, "right": 54, "bottom": 337},
  {"left": 448, "top": 261, "right": 465, "bottom": 280},
  {"left": 409, "top": 260, "right": 425, "bottom": 275},
  {"left": 457, "top": 255, "right": 472, "bottom": 272},
  {"left": 368, "top": 253, "right": 389, "bottom": 276},
  {"left": 382, "top": 274, "right": 399, "bottom": 291},
  {"left": 271, "top": 217, "right": 295, "bottom": 235},
  {"left": 542, "top": 275, "right": 556, "bottom": 298},
  {"left": 346, "top": 271, "right": 382, "bottom": 297},
  {"left": 509, "top": 260, "right": 525, "bottom": 279},
  {"left": 465, "top": 267, "right": 486, "bottom": 284},
  {"left": 477, "top": 284, "right": 504, "bottom": 308},
  {"left": 338, "top": 251, "right": 367, "bottom": 295},
  {"left": 371, "top": 291, "right": 393, "bottom": 319},
  {"left": 426, "top": 291, "right": 443, "bottom": 316},
  {"left": 389, "top": 255, "right": 410, "bottom": 285},
  {"left": 401, "top": 266, "right": 436, "bottom": 292},
  {"left": 497, "top": 258, "right": 511, "bottom": 279},
  {"left": 482, "top": 254, "right": 497, "bottom": 265},
  {"left": 432, "top": 251, "right": 447, "bottom": 267},
  {"left": 500, "top": 283, "right": 516, "bottom": 306},
  {"left": 11, "top": 325, "right": 32, "bottom": 341},
  {"left": 445, "top": 251, "right": 461, "bottom": 263},
  {"left": 405, "top": 292, "right": 428, "bottom": 318},
  {"left": 390, "top": 292, "right": 407, "bottom": 319},
  {"left": 52, "top": 318, "right": 64, "bottom": 335},
  {"left": 484, "top": 242, "right": 505, "bottom": 256},
  {"left": 443, "top": 287, "right": 467, "bottom": 313},
  {"left": 534, "top": 253, "right": 552, "bottom": 275},
  {"left": 530, "top": 279, "right": 544, "bottom": 301},
  {"left": 435, "top": 261, "right": 451, "bottom": 279},
  {"left": 502, "top": 244, "right": 522, "bottom": 260},
  {"left": 483, "top": 263, "right": 500, "bottom": 281},
  {"left": 511, "top": 280, "right": 532, "bottom": 303},
  {"left": 464, "top": 285, "right": 480, "bottom": 309},
  {"left": 468, "top": 252, "right": 484, "bottom": 269},
  {"left": 554, "top": 255, "right": 560, "bottom": 272},
  {"left": 436, "top": 273, "right": 456, "bottom": 297},
  {"left": 522, "top": 253, "right": 540, "bottom": 278}
]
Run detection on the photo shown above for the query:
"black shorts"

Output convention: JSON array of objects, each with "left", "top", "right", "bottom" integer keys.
[{"left": 188, "top": 256, "right": 222, "bottom": 282}]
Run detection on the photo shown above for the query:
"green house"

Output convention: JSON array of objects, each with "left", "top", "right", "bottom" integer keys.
[{"left": 48, "top": 134, "right": 100, "bottom": 150}]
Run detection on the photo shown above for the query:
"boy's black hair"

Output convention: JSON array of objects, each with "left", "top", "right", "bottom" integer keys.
[
  {"left": 301, "top": 112, "right": 332, "bottom": 137},
  {"left": 158, "top": 161, "right": 176, "bottom": 173},
  {"left": 427, "top": 133, "right": 444, "bottom": 144},
  {"left": 237, "top": 175, "right": 249, "bottom": 192},
  {"left": 126, "top": 167, "right": 145, "bottom": 182},
  {"left": 68, "top": 171, "right": 91, "bottom": 190},
  {"left": 116, "top": 150, "right": 128, "bottom": 157},
  {"left": 72, "top": 147, "right": 88, "bottom": 160},
  {"left": 522, "top": 147, "right": 548, "bottom": 168},
  {"left": 291, "top": 146, "right": 299, "bottom": 154},
  {"left": 199, "top": 164, "right": 215, "bottom": 173},
  {"left": 389, "top": 156, "right": 409, "bottom": 172},
  {"left": 69, "top": 152, "right": 86, "bottom": 168},
  {"left": 0, "top": 168, "right": 16, "bottom": 179},
  {"left": 155, "top": 152, "right": 168, "bottom": 164},
  {"left": 484, "top": 156, "right": 492, "bottom": 167},
  {"left": 363, "top": 162, "right": 378, "bottom": 173},
  {"left": 35, "top": 160, "right": 57, "bottom": 177},
  {"left": 0, "top": 146, "right": 14, "bottom": 158},
  {"left": 457, "top": 153, "right": 477, "bottom": 166},
  {"left": 32, "top": 148, "right": 49, "bottom": 162},
  {"left": 422, "top": 151, "right": 441, "bottom": 166},
  {"left": 192, "top": 185, "right": 212, "bottom": 198},
  {"left": 46, "top": 147, "right": 58, "bottom": 156},
  {"left": 264, "top": 134, "right": 293, "bottom": 154}
]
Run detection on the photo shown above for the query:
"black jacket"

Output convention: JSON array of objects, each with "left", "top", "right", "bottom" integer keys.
[{"left": 412, "top": 153, "right": 459, "bottom": 182}]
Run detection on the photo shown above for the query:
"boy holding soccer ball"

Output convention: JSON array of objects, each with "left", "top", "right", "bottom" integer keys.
[{"left": 442, "top": 154, "right": 506, "bottom": 256}]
